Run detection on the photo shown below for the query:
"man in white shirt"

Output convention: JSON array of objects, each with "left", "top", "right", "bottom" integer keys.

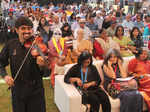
[
  {"left": 1, "top": 0, "right": 10, "bottom": 17},
  {"left": 51, "top": 15, "right": 62, "bottom": 31},
  {"left": 74, "top": 18, "right": 92, "bottom": 40},
  {"left": 122, "top": 14, "right": 134, "bottom": 36},
  {"left": 71, "top": 14, "right": 81, "bottom": 32},
  {"left": 94, "top": 10, "right": 104, "bottom": 30}
]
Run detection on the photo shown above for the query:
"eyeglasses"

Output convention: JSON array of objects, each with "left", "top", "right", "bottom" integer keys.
[{"left": 54, "top": 33, "right": 62, "bottom": 35}]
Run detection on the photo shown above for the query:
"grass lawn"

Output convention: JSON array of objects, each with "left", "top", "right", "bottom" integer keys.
[
  {"left": 0, "top": 44, "right": 59, "bottom": 112},
  {"left": 0, "top": 79, "right": 59, "bottom": 112}
]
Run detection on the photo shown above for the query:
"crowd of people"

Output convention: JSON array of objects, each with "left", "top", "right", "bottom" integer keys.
[{"left": 1, "top": 0, "right": 150, "bottom": 112}]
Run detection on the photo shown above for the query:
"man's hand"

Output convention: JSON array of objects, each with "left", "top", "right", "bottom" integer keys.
[
  {"left": 36, "top": 56, "right": 48, "bottom": 67},
  {"left": 4, "top": 75, "right": 14, "bottom": 87}
]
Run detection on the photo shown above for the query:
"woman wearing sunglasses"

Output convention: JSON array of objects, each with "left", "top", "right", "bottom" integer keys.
[{"left": 48, "top": 28, "right": 68, "bottom": 87}]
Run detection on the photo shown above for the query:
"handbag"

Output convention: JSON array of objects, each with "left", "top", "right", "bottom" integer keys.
[
  {"left": 107, "top": 77, "right": 138, "bottom": 99},
  {"left": 107, "top": 80, "right": 121, "bottom": 98}
]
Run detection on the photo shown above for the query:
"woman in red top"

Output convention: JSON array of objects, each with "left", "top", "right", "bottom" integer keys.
[
  {"left": 128, "top": 48, "right": 150, "bottom": 111},
  {"left": 93, "top": 29, "right": 119, "bottom": 60}
]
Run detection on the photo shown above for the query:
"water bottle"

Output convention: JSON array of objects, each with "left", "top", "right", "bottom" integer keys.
[
  {"left": 124, "top": 27, "right": 129, "bottom": 37},
  {"left": 143, "top": 35, "right": 149, "bottom": 48}
]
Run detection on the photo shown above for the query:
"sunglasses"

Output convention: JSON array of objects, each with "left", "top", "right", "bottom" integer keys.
[{"left": 54, "top": 33, "right": 62, "bottom": 35}]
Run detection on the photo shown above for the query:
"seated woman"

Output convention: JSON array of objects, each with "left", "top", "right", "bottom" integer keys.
[
  {"left": 113, "top": 25, "right": 133, "bottom": 57},
  {"left": 75, "top": 29, "right": 93, "bottom": 55},
  {"left": 93, "top": 28, "right": 120, "bottom": 60},
  {"left": 128, "top": 48, "right": 150, "bottom": 111},
  {"left": 129, "top": 27, "right": 143, "bottom": 54},
  {"left": 102, "top": 48, "right": 143, "bottom": 112},
  {"left": 64, "top": 51, "right": 111, "bottom": 112}
]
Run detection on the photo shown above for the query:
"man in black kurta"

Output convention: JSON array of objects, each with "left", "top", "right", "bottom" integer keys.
[{"left": 0, "top": 16, "right": 48, "bottom": 112}]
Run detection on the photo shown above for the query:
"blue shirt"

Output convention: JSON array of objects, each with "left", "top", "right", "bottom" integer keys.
[{"left": 134, "top": 21, "right": 144, "bottom": 29}]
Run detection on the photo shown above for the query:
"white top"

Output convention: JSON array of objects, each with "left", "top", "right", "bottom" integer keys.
[
  {"left": 1, "top": 0, "right": 10, "bottom": 10},
  {"left": 74, "top": 27, "right": 92, "bottom": 40}
]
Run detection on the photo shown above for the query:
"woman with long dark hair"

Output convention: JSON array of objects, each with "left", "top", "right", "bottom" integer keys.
[
  {"left": 129, "top": 27, "right": 143, "bottom": 52},
  {"left": 61, "top": 23, "right": 73, "bottom": 38},
  {"left": 37, "top": 17, "right": 53, "bottom": 46},
  {"left": 64, "top": 51, "right": 111, "bottom": 112}
]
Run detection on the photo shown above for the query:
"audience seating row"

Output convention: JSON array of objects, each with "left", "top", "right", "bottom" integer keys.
[{"left": 54, "top": 56, "right": 148, "bottom": 112}]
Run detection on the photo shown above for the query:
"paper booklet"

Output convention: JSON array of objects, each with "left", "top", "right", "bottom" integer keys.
[{"left": 116, "top": 76, "right": 134, "bottom": 82}]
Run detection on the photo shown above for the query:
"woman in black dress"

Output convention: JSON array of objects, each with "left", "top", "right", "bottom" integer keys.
[{"left": 64, "top": 51, "right": 111, "bottom": 112}]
